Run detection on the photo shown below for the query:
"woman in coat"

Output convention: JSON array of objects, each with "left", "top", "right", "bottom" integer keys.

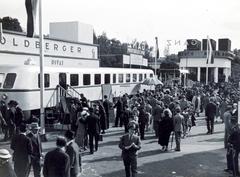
[
  {"left": 158, "top": 110, "right": 173, "bottom": 151},
  {"left": 75, "top": 110, "right": 88, "bottom": 151}
]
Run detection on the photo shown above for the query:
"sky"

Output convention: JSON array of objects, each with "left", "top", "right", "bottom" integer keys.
[{"left": 0, "top": 0, "right": 240, "bottom": 56}]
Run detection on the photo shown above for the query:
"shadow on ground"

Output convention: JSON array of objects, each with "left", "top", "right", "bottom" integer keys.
[{"left": 100, "top": 148, "right": 228, "bottom": 177}]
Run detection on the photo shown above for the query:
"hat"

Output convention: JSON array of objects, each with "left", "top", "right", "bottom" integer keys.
[
  {"left": 81, "top": 110, "right": 88, "bottom": 117},
  {"left": 83, "top": 107, "right": 89, "bottom": 111},
  {"left": 30, "top": 122, "right": 40, "bottom": 130},
  {"left": 65, "top": 130, "right": 74, "bottom": 140},
  {"left": 0, "top": 149, "right": 11, "bottom": 159}
]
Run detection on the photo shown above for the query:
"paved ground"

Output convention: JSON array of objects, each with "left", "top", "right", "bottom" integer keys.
[{"left": 0, "top": 118, "right": 233, "bottom": 177}]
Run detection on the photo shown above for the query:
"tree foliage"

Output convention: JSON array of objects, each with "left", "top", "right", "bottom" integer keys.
[
  {"left": 0, "top": 16, "right": 23, "bottom": 32},
  {"left": 95, "top": 32, "right": 153, "bottom": 67}
]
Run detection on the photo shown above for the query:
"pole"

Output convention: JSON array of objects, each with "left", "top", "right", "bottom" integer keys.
[
  {"left": 206, "top": 37, "right": 209, "bottom": 85},
  {"left": 39, "top": 0, "right": 46, "bottom": 140}
]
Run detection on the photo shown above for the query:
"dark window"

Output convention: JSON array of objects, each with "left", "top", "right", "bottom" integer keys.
[
  {"left": 70, "top": 74, "right": 79, "bottom": 86},
  {"left": 113, "top": 74, "right": 116, "bottom": 83},
  {"left": 126, "top": 74, "right": 130, "bottom": 82},
  {"left": 119, "top": 74, "right": 123, "bottom": 83},
  {"left": 3, "top": 73, "right": 16, "bottom": 89},
  {"left": 0, "top": 73, "right": 4, "bottom": 88},
  {"left": 150, "top": 74, "right": 153, "bottom": 78},
  {"left": 144, "top": 74, "right": 147, "bottom": 79},
  {"left": 38, "top": 73, "right": 50, "bottom": 88},
  {"left": 83, "top": 74, "right": 91, "bottom": 85},
  {"left": 105, "top": 74, "right": 111, "bottom": 84},
  {"left": 133, "top": 74, "right": 137, "bottom": 82},
  {"left": 94, "top": 74, "right": 101, "bottom": 85},
  {"left": 139, "top": 74, "right": 143, "bottom": 82}
]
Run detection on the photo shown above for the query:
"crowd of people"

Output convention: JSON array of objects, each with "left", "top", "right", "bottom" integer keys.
[{"left": 0, "top": 81, "right": 240, "bottom": 177}]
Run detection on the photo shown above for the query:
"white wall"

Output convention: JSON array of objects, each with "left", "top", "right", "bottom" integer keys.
[{"left": 49, "top": 21, "right": 93, "bottom": 44}]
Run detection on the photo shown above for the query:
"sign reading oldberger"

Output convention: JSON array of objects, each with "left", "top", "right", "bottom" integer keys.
[{"left": 0, "top": 32, "right": 98, "bottom": 59}]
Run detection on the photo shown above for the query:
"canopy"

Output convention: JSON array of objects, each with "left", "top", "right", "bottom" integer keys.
[{"left": 142, "top": 77, "right": 163, "bottom": 86}]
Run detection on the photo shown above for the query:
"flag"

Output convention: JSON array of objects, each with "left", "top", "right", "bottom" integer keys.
[
  {"left": 206, "top": 37, "right": 214, "bottom": 64},
  {"left": 0, "top": 22, "right": 3, "bottom": 42},
  {"left": 155, "top": 37, "right": 159, "bottom": 59}
]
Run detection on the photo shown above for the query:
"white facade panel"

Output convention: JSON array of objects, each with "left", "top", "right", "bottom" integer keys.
[
  {"left": 49, "top": 21, "right": 93, "bottom": 44},
  {"left": 180, "top": 58, "right": 231, "bottom": 68}
]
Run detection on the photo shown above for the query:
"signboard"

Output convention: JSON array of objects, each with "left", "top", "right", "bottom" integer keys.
[{"left": 0, "top": 32, "right": 98, "bottom": 59}]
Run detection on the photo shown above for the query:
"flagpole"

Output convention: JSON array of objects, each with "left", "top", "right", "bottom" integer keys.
[
  {"left": 155, "top": 37, "right": 158, "bottom": 77},
  {"left": 39, "top": 0, "right": 46, "bottom": 139},
  {"left": 206, "top": 37, "right": 209, "bottom": 85}
]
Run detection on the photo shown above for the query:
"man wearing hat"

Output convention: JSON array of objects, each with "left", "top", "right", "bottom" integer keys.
[
  {"left": 65, "top": 130, "right": 81, "bottom": 177},
  {"left": 0, "top": 149, "right": 17, "bottom": 177},
  {"left": 27, "top": 122, "right": 42, "bottom": 177},
  {"left": 119, "top": 123, "right": 141, "bottom": 177},
  {"left": 10, "top": 123, "right": 33, "bottom": 177}
]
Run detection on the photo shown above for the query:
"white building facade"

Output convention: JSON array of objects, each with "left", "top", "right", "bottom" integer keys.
[{"left": 179, "top": 50, "right": 234, "bottom": 83}]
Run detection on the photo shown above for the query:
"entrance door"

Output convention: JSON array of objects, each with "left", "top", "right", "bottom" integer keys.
[{"left": 59, "top": 73, "right": 67, "bottom": 90}]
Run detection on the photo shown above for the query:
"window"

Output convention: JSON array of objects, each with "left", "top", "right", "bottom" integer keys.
[
  {"left": 119, "top": 74, "right": 123, "bottom": 83},
  {"left": 38, "top": 74, "right": 50, "bottom": 88},
  {"left": 133, "top": 74, "right": 137, "bottom": 82},
  {"left": 104, "top": 74, "right": 111, "bottom": 84},
  {"left": 70, "top": 74, "right": 79, "bottom": 86},
  {"left": 94, "top": 74, "right": 101, "bottom": 85},
  {"left": 126, "top": 74, "right": 130, "bottom": 82},
  {"left": 150, "top": 74, "right": 153, "bottom": 78},
  {"left": 3, "top": 73, "right": 17, "bottom": 89},
  {"left": 0, "top": 73, "right": 5, "bottom": 88},
  {"left": 139, "top": 74, "right": 143, "bottom": 82},
  {"left": 113, "top": 74, "right": 116, "bottom": 83},
  {"left": 144, "top": 74, "right": 147, "bottom": 79},
  {"left": 83, "top": 74, "right": 91, "bottom": 85}
]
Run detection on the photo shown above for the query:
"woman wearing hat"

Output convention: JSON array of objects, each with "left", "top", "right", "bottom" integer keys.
[
  {"left": 0, "top": 149, "right": 17, "bottom": 177},
  {"left": 75, "top": 110, "right": 88, "bottom": 151}
]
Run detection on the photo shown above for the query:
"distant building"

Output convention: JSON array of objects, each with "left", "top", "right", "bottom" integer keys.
[{"left": 178, "top": 38, "right": 234, "bottom": 84}]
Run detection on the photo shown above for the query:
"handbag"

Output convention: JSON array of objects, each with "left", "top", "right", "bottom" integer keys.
[{"left": 98, "top": 134, "right": 103, "bottom": 141}]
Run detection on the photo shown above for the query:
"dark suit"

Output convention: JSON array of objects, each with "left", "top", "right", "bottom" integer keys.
[
  {"left": 43, "top": 148, "right": 70, "bottom": 177},
  {"left": 11, "top": 133, "right": 33, "bottom": 177},
  {"left": 86, "top": 113, "right": 100, "bottom": 154},
  {"left": 27, "top": 132, "right": 42, "bottom": 177},
  {"left": 103, "top": 99, "right": 111, "bottom": 129},
  {"left": 66, "top": 141, "right": 80, "bottom": 177},
  {"left": 119, "top": 134, "right": 141, "bottom": 177},
  {"left": 205, "top": 102, "right": 217, "bottom": 133}
]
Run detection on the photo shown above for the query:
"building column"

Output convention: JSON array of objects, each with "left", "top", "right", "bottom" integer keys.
[
  {"left": 197, "top": 67, "right": 201, "bottom": 82},
  {"left": 214, "top": 67, "right": 218, "bottom": 83}
]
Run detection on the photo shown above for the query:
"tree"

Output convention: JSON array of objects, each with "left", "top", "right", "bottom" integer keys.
[{"left": 0, "top": 16, "right": 23, "bottom": 32}]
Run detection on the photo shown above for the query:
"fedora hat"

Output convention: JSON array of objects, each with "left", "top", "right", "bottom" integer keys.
[
  {"left": 0, "top": 149, "right": 11, "bottom": 159},
  {"left": 30, "top": 122, "right": 40, "bottom": 130}
]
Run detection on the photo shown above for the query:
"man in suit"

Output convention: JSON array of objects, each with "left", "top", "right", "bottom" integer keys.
[
  {"left": 64, "top": 130, "right": 81, "bottom": 177},
  {"left": 205, "top": 98, "right": 217, "bottom": 134},
  {"left": 119, "top": 123, "right": 141, "bottom": 177},
  {"left": 10, "top": 123, "right": 33, "bottom": 177},
  {"left": 43, "top": 136, "right": 70, "bottom": 177},
  {"left": 27, "top": 122, "right": 42, "bottom": 177},
  {"left": 86, "top": 108, "right": 101, "bottom": 154},
  {"left": 103, "top": 95, "right": 111, "bottom": 129},
  {"left": 173, "top": 107, "right": 184, "bottom": 151}
]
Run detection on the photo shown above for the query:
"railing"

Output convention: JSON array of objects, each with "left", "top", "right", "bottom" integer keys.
[
  {"left": 45, "top": 85, "right": 72, "bottom": 108},
  {"left": 67, "top": 84, "right": 82, "bottom": 99}
]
